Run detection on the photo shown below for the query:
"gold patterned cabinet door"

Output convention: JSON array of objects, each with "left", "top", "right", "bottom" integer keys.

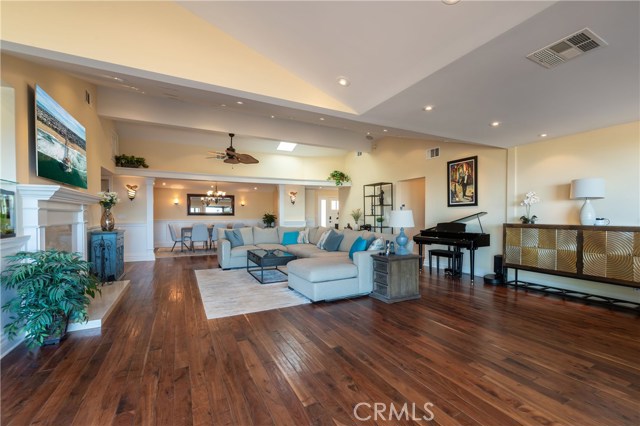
[
  {"left": 504, "top": 224, "right": 639, "bottom": 287},
  {"left": 556, "top": 229, "right": 578, "bottom": 273},
  {"left": 504, "top": 227, "right": 522, "bottom": 265},
  {"left": 506, "top": 226, "right": 577, "bottom": 273},
  {"left": 583, "top": 230, "right": 607, "bottom": 278},
  {"left": 635, "top": 233, "right": 640, "bottom": 282},
  {"left": 583, "top": 230, "right": 639, "bottom": 283}
]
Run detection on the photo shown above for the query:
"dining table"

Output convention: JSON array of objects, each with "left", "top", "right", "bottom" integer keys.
[{"left": 180, "top": 225, "right": 214, "bottom": 252}]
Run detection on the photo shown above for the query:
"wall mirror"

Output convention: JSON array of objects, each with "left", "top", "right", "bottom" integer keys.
[{"left": 187, "top": 194, "right": 235, "bottom": 216}]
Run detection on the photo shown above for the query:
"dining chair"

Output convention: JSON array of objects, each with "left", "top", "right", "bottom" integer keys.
[
  {"left": 168, "top": 224, "right": 189, "bottom": 252},
  {"left": 210, "top": 223, "right": 226, "bottom": 251},
  {"left": 190, "top": 223, "right": 210, "bottom": 251}
]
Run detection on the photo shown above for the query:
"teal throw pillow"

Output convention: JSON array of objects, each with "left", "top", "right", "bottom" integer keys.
[
  {"left": 225, "top": 229, "right": 244, "bottom": 248},
  {"left": 323, "top": 230, "right": 344, "bottom": 252},
  {"left": 282, "top": 231, "right": 299, "bottom": 245},
  {"left": 349, "top": 236, "right": 369, "bottom": 260}
]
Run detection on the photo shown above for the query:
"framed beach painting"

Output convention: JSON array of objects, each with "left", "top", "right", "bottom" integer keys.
[
  {"left": 35, "top": 85, "right": 88, "bottom": 189},
  {"left": 447, "top": 156, "right": 478, "bottom": 207}
]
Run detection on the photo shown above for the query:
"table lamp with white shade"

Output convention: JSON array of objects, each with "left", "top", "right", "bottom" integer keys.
[
  {"left": 570, "top": 178, "right": 605, "bottom": 225},
  {"left": 389, "top": 209, "right": 415, "bottom": 255}
]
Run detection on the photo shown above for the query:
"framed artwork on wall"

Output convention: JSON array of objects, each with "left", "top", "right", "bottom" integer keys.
[
  {"left": 447, "top": 156, "right": 478, "bottom": 207},
  {"left": 34, "top": 85, "right": 88, "bottom": 189}
]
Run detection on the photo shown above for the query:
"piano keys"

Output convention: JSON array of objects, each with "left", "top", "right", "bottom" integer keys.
[{"left": 413, "top": 212, "right": 490, "bottom": 283}]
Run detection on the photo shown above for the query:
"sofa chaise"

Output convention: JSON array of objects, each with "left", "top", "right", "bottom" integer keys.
[{"left": 217, "top": 226, "right": 413, "bottom": 301}]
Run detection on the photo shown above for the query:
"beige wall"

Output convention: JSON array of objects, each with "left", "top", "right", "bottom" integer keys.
[
  {"left": 506, "top": 121, "right": 640, "bottom": 301},
  {"left": 119, "top": 138, "right": 345, "bottom": 182},
  {"left": 154, "top": 187, "right": 276, "bottom": 223},
  {"left": 280, "top": 184, "right": 305, "bottom": 224},
  {"left": 342, "top": 136, "right": 508, "bottom": 275},
  {"left": 396, "top": 177, "right": 426, "bottom": 246},
  {"left": 1, "top": 54, "right": 116, "bottom": 225},
  {"left": 508, "top": 121, "right": 639, "bottom": 226},
  {"left": 110, "top": 175, "right": 149, "bottom": 224}
]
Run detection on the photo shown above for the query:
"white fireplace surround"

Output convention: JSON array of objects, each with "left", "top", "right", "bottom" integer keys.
[{"left": 16, "top": 184, "right": 100, "bottom": 259}]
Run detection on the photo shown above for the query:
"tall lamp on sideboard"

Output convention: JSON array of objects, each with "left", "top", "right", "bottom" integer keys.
[{"left": 570, "top": 177, "right": 605, "bottom": 225}]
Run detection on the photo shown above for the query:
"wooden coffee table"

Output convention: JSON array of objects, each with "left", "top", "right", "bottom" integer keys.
[{"left": 246, "top": 249, "right": 297, "bottom": 284}]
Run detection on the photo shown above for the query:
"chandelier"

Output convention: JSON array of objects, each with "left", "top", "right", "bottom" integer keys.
[{"left": 201, "top": 183, "right": 226, "bottom": 206}]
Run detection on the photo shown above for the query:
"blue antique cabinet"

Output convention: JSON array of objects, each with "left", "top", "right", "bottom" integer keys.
[{"left": 90, "top": 230, "right": 125, "bottom": 282}]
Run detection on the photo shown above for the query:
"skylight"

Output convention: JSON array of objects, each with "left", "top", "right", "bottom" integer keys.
[{"left": 277, "top": 141, "right": 297, "bottom": 152}]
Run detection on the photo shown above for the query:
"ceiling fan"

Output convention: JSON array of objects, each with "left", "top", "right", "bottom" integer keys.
[{"left": 207, "top": 133, "right": 259, "bottom": 164}]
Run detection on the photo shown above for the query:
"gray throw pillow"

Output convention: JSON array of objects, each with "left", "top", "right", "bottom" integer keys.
[
  {"left": 323, "top": 230, "right": 344, "bottom": 252},
  {"left": 224, "top": 229, "right": 244, "bottom": 248}
]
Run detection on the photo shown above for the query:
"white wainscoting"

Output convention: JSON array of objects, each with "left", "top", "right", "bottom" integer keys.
[
  {"left": 1, "top": 236, "right": 30, "bottom": 358},
  {"left": 111, "top": 222, "right": 155, "bottom": 262},
  {"left": 154, "top": 219, "right": 262, "bottom": 248}
]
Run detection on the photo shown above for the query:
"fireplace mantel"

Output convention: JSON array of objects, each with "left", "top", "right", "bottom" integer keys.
[
  {"left": 16, "top": 184, "right": 100, "bottom": 258},
  {"left": 17, "top": 184, "right": 100, "bottom": 205}
]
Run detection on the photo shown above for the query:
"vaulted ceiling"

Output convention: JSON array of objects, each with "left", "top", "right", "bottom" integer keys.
[{"left": 2, "top": 1, "right": 638, "bottom": 156}]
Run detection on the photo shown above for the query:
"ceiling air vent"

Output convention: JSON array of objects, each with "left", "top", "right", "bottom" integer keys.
[
  {"left": 426, "top": 147, "right": 440, "bottom": 159},
  {"left": 527, "top": 28, "right": 607, "bottom": 69}
]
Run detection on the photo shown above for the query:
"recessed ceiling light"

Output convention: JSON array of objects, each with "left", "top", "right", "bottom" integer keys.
[
  {"left": 423, "top": 105, "right": 434, "bottom": 111},
  {"left": 236, "top": 101, "right": 244, "bottom": 105},
  {"left": 442, "top": 0, "right": 461, "bottom": 5},
  {"left": 319, "top": 117, "right": 325, "bottom": 121},
  {"left": 277, "top": 141, "right": 297, "bottom": 152},
  {"left": 270, "top": 115, "right": 275, "bottom": 119},
  {"left": 254, "top": 187, "right": 258, "bottom": 190},
  {"left": 491, "top": 121, "right": 501, "bottom": 127},
  {"left": 221, "top": 104, "right": 227, "bottom": 107},
  {"left": 102, "top": 75, "right": 124, "bottom": 83},
  {"left": 383, "top": 129, "right": 388, "bottom": 132},
  {"left": 539, "top": 133, "right": 548, "bottom": 138},
  {"left": 337, "top": 76, "right": 351, "bottom": 87},
  {"left": 162, "top": 182, "right": 166, "bottom": 186}
]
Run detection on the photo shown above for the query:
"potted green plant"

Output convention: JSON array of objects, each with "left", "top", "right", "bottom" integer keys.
[
  {"left": 262, "top": 212, "right": 277, "bottom": 228},
  {"left": 114, "top": 154, "right": 149, "bottom": 168},
  {"left": 1, "top": 249, "right": 101, "bottom": 348},
  {"left": 327, "top": 170, "right": 351, "bottom": 186},
  {"left": 376, "top": 216, "right": 385, "bottom": 225},
  {"left": 350, "top": 208, "right": 362, "bottom": 225}
]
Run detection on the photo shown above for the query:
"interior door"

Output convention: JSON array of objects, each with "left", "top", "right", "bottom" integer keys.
[{"left": 320, "top": 197, "right": 339, "bottom": 228}]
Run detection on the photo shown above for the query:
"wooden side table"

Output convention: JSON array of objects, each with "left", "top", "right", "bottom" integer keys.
[{"left": 370, "top": 254, "right": 420, "bottom": 303}]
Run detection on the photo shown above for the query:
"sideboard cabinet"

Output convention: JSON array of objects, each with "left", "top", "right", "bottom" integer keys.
[
  {"left": 90, "top": 230, "right": 125, "bottom": 282},
  {"left": 503, "top": 224, "right": 639, "bottom": 288}
]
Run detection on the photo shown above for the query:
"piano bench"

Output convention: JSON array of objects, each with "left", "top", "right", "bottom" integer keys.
[{"left": 428, "top": 249, "right": 463, "bottom": 275}]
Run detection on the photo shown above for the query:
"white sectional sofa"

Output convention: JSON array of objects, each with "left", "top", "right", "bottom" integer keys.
[{"left": 217, "top": 226, "right": 413, "bottom": 301}]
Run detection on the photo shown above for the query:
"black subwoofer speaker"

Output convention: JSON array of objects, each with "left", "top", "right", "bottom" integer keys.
[{"left": 484, "top": 254, "right": 506, "bottom": 285}]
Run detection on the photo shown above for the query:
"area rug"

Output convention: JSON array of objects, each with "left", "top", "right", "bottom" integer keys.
[{"left": 194, "top": 268, "right": 311, "bottom": 319}]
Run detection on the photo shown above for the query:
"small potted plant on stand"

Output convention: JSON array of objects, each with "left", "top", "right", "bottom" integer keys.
[
  {"left": 1, "top": 249, "right": 101, "bottom": 348},
  {"left": 350, "top": 208, "right": 362, "bottom": 229},
  {"left": 262, "top": 212, "right": 277, "bottom": 228}
]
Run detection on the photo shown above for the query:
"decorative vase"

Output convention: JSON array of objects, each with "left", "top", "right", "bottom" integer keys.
[{"left": 101, "top": 207, "right": 115, "bottom": 231}]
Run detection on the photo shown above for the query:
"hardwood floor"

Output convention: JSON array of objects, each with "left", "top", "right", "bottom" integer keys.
[{"left": 2, "top": 256, "right": 639, "bottom": 425}]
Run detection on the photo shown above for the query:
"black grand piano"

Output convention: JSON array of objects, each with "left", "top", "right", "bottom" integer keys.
[{"left": 413, "top": 212, "right": 490, "bottom": 283}]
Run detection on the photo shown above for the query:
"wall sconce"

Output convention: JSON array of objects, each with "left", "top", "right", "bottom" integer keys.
[
  {"left": 289, "top": 191, "right": 297, "bottom": 205},
  {"left": 173, "top": 198, "right": 180, "bottom": 206},
  {"left": 240, "top": 200, "right": 246, "bottom": 207},
  {"left": 125, "top": 184, "right": 138, "bottom": 201}
]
